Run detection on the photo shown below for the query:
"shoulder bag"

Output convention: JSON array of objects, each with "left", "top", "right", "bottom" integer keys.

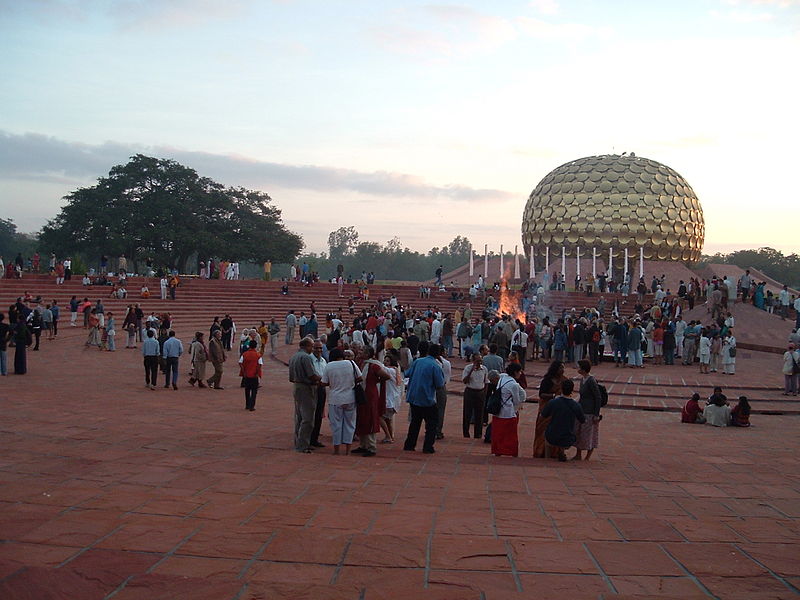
[{"left": 352, "top": 361, "right": 366, "bottom": 405}]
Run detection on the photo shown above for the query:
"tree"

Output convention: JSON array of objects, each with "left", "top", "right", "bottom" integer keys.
[
  {"left": 327, "top": 226, "right": 359, "bottom": 260},
  {"left": 0, "top": 218, "right": 38, "bottom": 261},
  {"left": 39, "top": 155, "right": 303, "bottom": 271}
]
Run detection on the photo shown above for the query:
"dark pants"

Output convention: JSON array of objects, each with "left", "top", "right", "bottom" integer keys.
[
  {"left": 311, "top": 386, "right": 326, "bottom": 444},
  {"left": 164, "top": 357, "right": 179, "bottom": 386},
  {"left": 32, "top": 328, "right": 41, "bottom": 350},
  {"left": 243, "top": 377, "right": 259, "bottom": 409},
  {"left": 52, "top": 320, "right": 58, "bottom": 336},
  {"left": 463, "top": 387, "right": 486, "bottom": 438},
  {"left": 436, "top": 387, "right": 447, "bottom": 436},
  {"left": 222, "top": 331, "right": 232, "bottom": 351},
  {"left": 208, "top": 361, "right": 223, "bottom": 388},
  {"left": 144, "top": 356, "right": 159, "bottom": 386},
  {"left": 404, "top": 404, "right": 438, "bottom": 452}
]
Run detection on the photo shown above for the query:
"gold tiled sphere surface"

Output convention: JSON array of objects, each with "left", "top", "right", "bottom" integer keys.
[{"left": 522, "top": 155, "right": 704, "bottom": 262}]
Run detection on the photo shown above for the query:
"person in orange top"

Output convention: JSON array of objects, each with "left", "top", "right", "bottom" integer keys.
[
  {"left": 652, "top": 322, "right": 664, "bottom": 365},
  {"left": 239, "top": 340, "right": 263, "bottom": 411}
]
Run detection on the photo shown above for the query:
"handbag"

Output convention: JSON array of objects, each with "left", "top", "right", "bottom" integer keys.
[
  {"left": 352, "top": 361, "right": 366, "bottom": 405},
  {"left": 729, "top": 346, "right": 736, "bottom": 358},
  {"left": 792, "top": 354, "right": 800, "bottom": 375}
]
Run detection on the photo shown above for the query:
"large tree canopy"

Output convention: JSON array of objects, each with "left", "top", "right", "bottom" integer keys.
[{"left": 39, "top": 154, "right": 303, "bottom": 270}]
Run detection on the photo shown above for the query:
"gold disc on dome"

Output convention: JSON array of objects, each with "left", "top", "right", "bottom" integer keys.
[
  {"left": 641, "top": 193, "right": 658, "bottom": 206},
  {"left": 679, "top": 209, "right": 689, "bottom": 221},
  {"left": 664, "top": 183, "right": 676, "bottom": 195},
  {"left": 575, "top": 216, "right": 589, "bottom": 229},
  {"left": 575, "top": 192, "right": 588, "bottom": 204},
  {"left": 553, "top": 173, "right": 565, "bottom": 183},
  {"left": 551, "top": 232, "right": 564, "bottom": 244},
  {"left": 539, "top": 183, "right": 551, "bottom": 195},
  {"left": 609, "top": 193, "right": 623, "bottom": 204},
  {"left": 583, "top": 181, "right": 597, "bottom": 193},
  {"left": 600, "top": 229, "right": 613, "bottom": 244},
  {"left": 541, "top": 206, "right": 553, "bottom": 219},
  {"left": 606, "top": 171, "right": 620, "bottom": 182},
  {"left": 616, "top": 180, "right": 630, "bottom": 193},
  {"left": 635, "top": 232, "right": 649, "bottom": 246},
  {"left": 599, "top": 180, "right": 613, "bottom": 192},
  {"left": 653, "top": 206, "right": 666, "bottom": 219},
  {"left": 651, "top": 231, "right": 665, "bottom": 244},
  {"left": 679, "top": 234, "right": 689, "bottom": 246},
  {"left": 567, "top": 231, "right": 580, "bottom": 244},
  {"left": 671, "top": 247, "right": 683, "bottom": 261},
  {"left": 650, "top": 181, "right": 664, "bottom": 194},
  {"left": 553, "top": 205, "right": 566, "bottom": 218},
  {"left": 601, "top": 204, "right": 614, "bottom": 217},
  {"left": 571, "top": 180, "right": 584, "bottom": 193},
  {"left": 667, "top": 174, "right": 678, "bottom": 185},
  {"left": 654, "top": 173, "right": 667, "bottom": 184},
  {"left": 667, "top": 207, "right": 679, "bottom": 219},
  {"left": 665, "top": 233, "right": 678, "bottom": 246},
  {"left": 566, "top": 204, "right": 580, "bottom": 218},
  {"left": 634, "top": 181, "right": 649, "bottom": 194},
  {"left": 675, "top": 184, "right": 685, "bottom": 196},
  {"left": 594, "top": 161, "right": 610, "bottom": 172},
  {"left": 643, "top": 162, "right": 659, "bottom": 174},
  {"left": 619, "top": 205, "right": 632, "bottom": 218},
  {"left": 683, "top": 196, "right": 694, "bottom": 210},
  {"left": 540, "top": 232, "right": 552, "bottom": 243},
  {"left": 657, "top": 246, "right": 670, "bottom": 260},
  {"left": 532, "top": 207, "right": 542, "bottom": 219},
  {"left": 623, "top": 170, "right": 638, "bottom": 182},
  {"left": 636, "top": 206, "right": 651, "bottom": 219},
  {"left": 589, "top": 171, "right": 603, "bottom": 182},
  {"left": 582, "top": 204, "right": 597, "bottom": 217},
  {"left": 617, "top": 231, "right": 632, "bottom": 245}
]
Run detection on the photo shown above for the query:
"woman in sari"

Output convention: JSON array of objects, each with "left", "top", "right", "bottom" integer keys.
[
  {"left": 353, "top": 346, "right": 388, "bottom": 457},
  {"left": 533, "top": 360, "right": 567, "bottom": 458},
  {"left": 754, "top": 282, "right": 765, "bottom": 310}
]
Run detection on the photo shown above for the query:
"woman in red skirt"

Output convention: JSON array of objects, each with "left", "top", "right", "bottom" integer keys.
[{"left": 491, "top": 363, "right": 527, "bottom": 457}]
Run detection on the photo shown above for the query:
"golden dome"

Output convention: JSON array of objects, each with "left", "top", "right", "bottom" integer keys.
[{"left": 522, "top": 154, "right": 704, "bottom": 262}]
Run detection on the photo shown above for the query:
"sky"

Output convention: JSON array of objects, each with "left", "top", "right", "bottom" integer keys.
[{"left": 1, "top": 0, "right": 799, "bottom": 257}]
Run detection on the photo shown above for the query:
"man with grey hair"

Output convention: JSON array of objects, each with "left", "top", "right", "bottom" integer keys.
[{"left": 288, "top": 338, "right": 320, "bottom": 453}]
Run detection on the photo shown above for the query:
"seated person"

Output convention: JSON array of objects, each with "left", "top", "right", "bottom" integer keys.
[
  {"left": 703, "top": 387, "right": 731, "bottom": 427},
  {"left": 730, "top": 396, "right": 751, "bottom": 427},
  {"left": 108, "top": 283, "right": 118, "bottom": 297},
  {"left": 681, "top": 393, "right": 706, "bottom": 424},
  {"left": 280, "top": 284, "right": 290, "bottom": 295},
  {"left": 541, "top": 379, "right": 586, "bottom": 461},
  {"left": 82, "top": 274, "right": 92, "bottom": 286},
  {"left": 140, "top": 285, "right": 150, "bottom": 298},
  {"left": 116, "top": 286, "right": 127, "bottom": 299}
]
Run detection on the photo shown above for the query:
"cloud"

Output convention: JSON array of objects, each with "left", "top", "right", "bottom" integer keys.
[
  {"left": 529, "top": 0, "right": 559, "bottom": 15},
  {"left": 515, "top": 16, "right": 613, "bottom": 41},
  {"left": 0, "top": 130, "right": 514, "bottom": 203}
]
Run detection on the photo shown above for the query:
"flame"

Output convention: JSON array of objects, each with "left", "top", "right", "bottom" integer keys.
[{"left": 498, "top": 264, "right": 526, "bottom": 322}]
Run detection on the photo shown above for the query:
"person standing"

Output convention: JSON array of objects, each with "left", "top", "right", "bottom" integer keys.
[
  {"left": 490, "top": 363, "right": 527, "bottom": 457},
  {"left": 461, "top": 353, "right": 488, "bottom": 439},
  {"left": 782, "top": 343, "right": 800, "bottom": 396},
  {"left": 187, "top": 332, "right": 209, "bottom": 388},
  {"left": 105, "top": 311, "right": 116, "bottom": 351},
  {"left": 69, "top": 295, "right": 79, "bottom": 327},
  {"left": 722, "top": 332, "right": 737, "bottom": 375},
  {"left": 239, "top": 340, "right": 263, "bottom": 411},
  {"left": 353, "top": 346, "right": 388, "bottom": 457},
  {"left": 403, "top": 341, "right": 445, "bottom": 453},
  {"left": 13, "top": 314, "right": 31, "bottom": 374},
  {"left": 533, "top": 360, "right": 567, "bottom": 458},
  {"left": 161, "top": 330, "right": 183, "bottom": 390},
  {"left": 285, "top": 310, "right": 297, "bottom": 345},
  {"left": 288, "top": 338, "right": 320, "bottom": 453},
  {"left": 320, "top": 348, "right": 360, "bottom": 455},
  {"left": 160, "top": 276, "right": 168, "bottom": 300},
  {"left": 142, "top": 329, "right": 160, "bottom": 389},
  {"left": 50, "top": 300, "right": 60, "bottom": 338},
  {"left": 207, "top": 329, "right": 226, "bottom": 389},
  {"left": 267, "top": 318, "right": 280, "bottom": 355},
  {"left": 574, "top": 360, "right": 602, "bottom": 461},
  {"left": 432, "top": 345, "right": 451, "bottom": 440},
  {"left": 220, "top": 314, "right": 234, "bottom": 351},
  {"left": 310, "top": 340, "right": 328, "bottom": 447},
  {"left": 541, "top": 379, "right": 586, "bottom": 461},
  {"left": 0, "top": 313, "right": 9, "bottom": 376}
]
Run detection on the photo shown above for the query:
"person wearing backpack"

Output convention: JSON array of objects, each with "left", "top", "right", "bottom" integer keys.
[
  {"left": 574, "top": 359, "right": 603, "bottom": 461},
  {"left": 488, "top": 363, "right": 527, "bottom": 457}
]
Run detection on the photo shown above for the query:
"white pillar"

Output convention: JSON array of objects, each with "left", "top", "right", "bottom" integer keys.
[
  {"left": 545, "top": 246, "right": 550, "bottom": 273},
  {"left": 500, "top": 245, "right": 504, "bottom": 279},
  {"left": 576, "top": 246, "right": 581, "bottom": 277},
  {"left": 513, "top": 245, "right": 521, "bottom": 279},
  {"left": 561, "top": 246, "right": 566, "bottom": 278},
  {"left": 639, "top": 247, "right": 645, "bottom": 279},
  {"left": 608, "top": 247, "right": 614, "bottom": 280},
  {"left": 484, "top": 244, "right": 488, "bottom": 280},
  {"left": 592, "top": 247, "right": 597, "bottom": 277},
  {"left": 624, "top": 247, "right": 629, "bottom": 278},
  {"left": 469, "top": 247, "right": 474, "bottom": 277},
  {"left": 529, "top": 246, "right": 535, "bottom": 279}
]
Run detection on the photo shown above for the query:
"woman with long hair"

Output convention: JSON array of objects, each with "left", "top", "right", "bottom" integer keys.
[
  {"left": 533, "top": 360, "right": 567, "bottom": 458},
  {"left": 354, "top": 346, "right": 388, "bottom": 457}
]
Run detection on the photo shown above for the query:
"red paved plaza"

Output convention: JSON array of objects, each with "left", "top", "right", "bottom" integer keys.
[{"left": 1, "top": 283, "right": 799, "bottom": 599}]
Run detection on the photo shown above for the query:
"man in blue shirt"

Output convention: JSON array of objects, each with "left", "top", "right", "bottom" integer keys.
[
  {"left": 403, "top": 341, "right": 445, "bottom": 454},
  {"left": 161, "top": 330, "right": 184, "bottom": 390},
  {"left": 142, "top": 329, "right": 161, "bottom": 389}
]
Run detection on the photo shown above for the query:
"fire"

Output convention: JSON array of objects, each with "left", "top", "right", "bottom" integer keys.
[{"left": 498, "top": 276, "right": 526, "bottom": 322}]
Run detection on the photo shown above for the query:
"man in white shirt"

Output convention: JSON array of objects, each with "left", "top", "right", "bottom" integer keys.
[
  {"left": 160, "top": 276, "right": 168, "bottom": 300},
  {"left": 430, "top": 317, "right": 442, "bottom": 345},
  {"left": 780, "top": 286, "right": 791, "bottom": 320},
  {"left": 461, "top": 353, "right": 488, "bottom": 439},
  {"left": 511, "top": 327, "right": 529, "bottom": 364},
  {"left": 310, "top": 341, "right": 328, "bottom": 448}
]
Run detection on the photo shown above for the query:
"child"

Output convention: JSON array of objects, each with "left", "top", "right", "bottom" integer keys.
[
  {"left": 698, "top": 329, "right": 711, "bottom": 374},
  {"left": 681, "top": 393, "right": 706, "bottom": 424},
  {"left": 730, "top": 396, "right": 751, "bottom": 427},
  {"left": 541, "top": 379, "right": 586, "bottom": 462}
]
